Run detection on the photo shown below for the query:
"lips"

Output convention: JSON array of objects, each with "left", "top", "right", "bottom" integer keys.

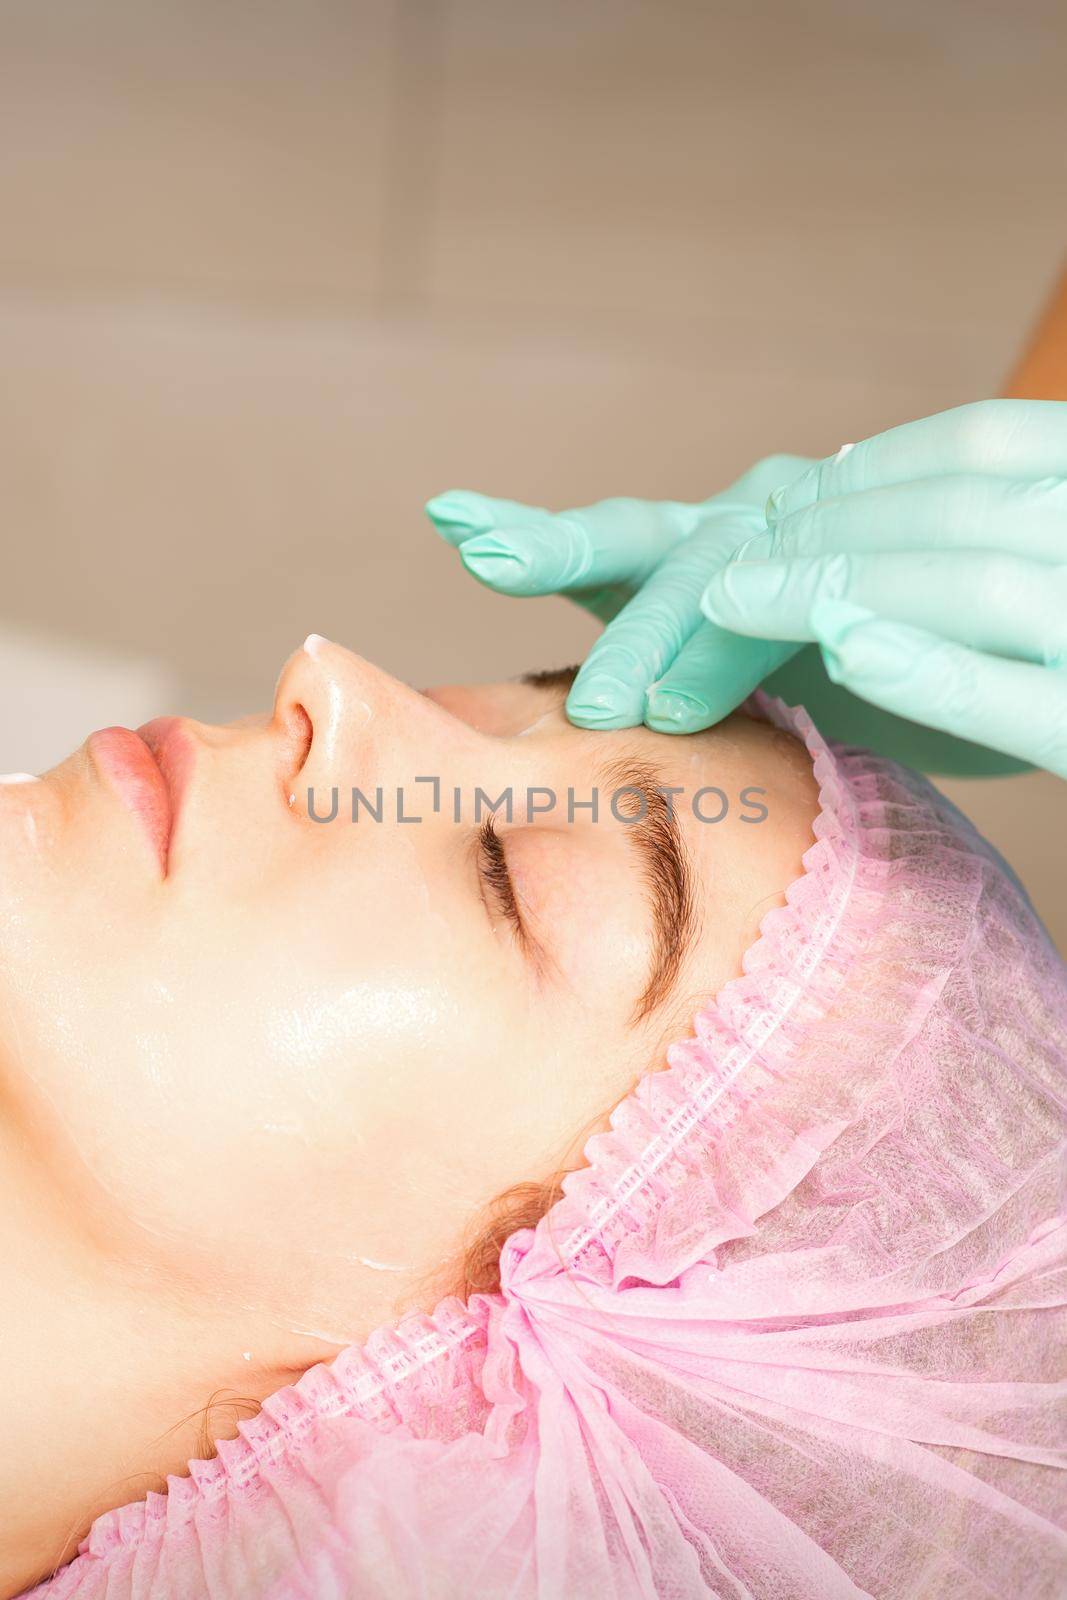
[{"left": 87, "top": 717, "right": 194, "bottom": 876}]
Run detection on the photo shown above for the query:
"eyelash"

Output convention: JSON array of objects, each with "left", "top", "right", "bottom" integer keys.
[{"left": 477, "top": 818, "right": 525, "bottom": 943}]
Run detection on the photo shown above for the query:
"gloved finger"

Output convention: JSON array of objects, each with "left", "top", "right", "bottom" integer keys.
[
  {"left": 765, "top": 473, "right": 1067, "bottom": 565},
  {"left": 426, "top": 492, "right": 699, "bottom": 596},
  {"left": 425, "top": 461, "right": 812, "bottom": 555},
  {"left": 768, "top": 399, "right": 1067, "bottom": 523},
  {"left": 644, "top": 625, "right": 801, "bottom": 732},
  {"left": 425, "top": 490, "right": 555, "bottom": 547},
  {"left": 425, "top": 465, "right": 816, "bottom": 621},
  {"left": 764, "top": 643, "right": 1032, "bottom": 777},
  {"left": 565, "top": 508, "right": 767, "bottom": 728},
  {"left": 702, "top": 550, "right": 1067, "bottom": 664},
  {"left": 809, "top": 597, "right": 1067, "bottom": 778}
]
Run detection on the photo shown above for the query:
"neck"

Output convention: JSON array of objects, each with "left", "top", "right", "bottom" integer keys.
[{"left": 0, "top": 1125, "right": 346, "bottom": 1598}]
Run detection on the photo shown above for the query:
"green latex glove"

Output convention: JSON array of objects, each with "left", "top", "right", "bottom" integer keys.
[
  {"left": 702, "top": 400, "right": 1066, "bottom": 778},
  {"left": 427, "top": 401, "right": 1065, "bottom": 775},
  {"left": 426, "top": 455, "right": 814, "bottom": 732}
]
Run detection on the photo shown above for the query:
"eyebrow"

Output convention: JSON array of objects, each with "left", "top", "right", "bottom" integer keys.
[
  {"left": 517, "top": 664, "right": 583, "bottom": 693},
  {"left": 595, "top": 755, "right": 700, "bottom": 1024},
  {"left": 519, "top": 666, "right": 700, "bottom": 1024}
]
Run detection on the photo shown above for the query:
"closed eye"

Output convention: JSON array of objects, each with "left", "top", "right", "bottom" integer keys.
[{"left": 476, "top": 817, "right": 525, "bottom": 945}]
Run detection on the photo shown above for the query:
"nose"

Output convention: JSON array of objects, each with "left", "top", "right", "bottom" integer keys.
[{"left": 272, "top": 635, "right": 500, "bottom": 813}]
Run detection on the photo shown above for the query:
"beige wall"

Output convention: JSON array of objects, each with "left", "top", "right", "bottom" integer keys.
[{"left": 0, "top": 0, "right": 1064, "bottom": 943}]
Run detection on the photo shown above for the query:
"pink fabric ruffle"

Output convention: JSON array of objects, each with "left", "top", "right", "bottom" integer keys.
[{"left": 26, "top": 695, "right": 1067, "bottom": 1599}]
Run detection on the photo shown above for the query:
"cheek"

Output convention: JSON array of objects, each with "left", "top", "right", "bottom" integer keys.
[
  {"left": 1, "top": 810, "right": 652, "bottom": 1314},
  {"left": 2, "top": 838, "right": 492, "bottom": 1291}
]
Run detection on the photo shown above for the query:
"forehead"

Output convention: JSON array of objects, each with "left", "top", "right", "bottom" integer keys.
[
  {"left": 423, "top": 676, "right": 806, "bottom": 793},
  {"left": 422, "top": 676, "right": 562, "bottom": 736}
]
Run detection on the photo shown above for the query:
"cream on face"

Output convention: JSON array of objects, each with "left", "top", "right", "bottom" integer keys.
[{"left": 0, "top": 640, "right": 818, "bottom": 1346}]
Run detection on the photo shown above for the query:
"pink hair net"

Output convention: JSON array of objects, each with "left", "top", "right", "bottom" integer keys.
[{"left": 27, "top": 695, "right": 1067, "bottom": 1599}]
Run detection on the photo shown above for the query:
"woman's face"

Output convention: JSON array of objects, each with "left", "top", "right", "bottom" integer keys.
[{"left": 0, "top": 637, "right": 817, "bottom": 1342}]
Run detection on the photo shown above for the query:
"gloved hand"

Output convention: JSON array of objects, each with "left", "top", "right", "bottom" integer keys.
[
  {"left": 427, "top": 400, "right": 1065, "bottom": 776},
  {"left": 426, "top": 454, "right": 814, "bottom": 733},
  {"left": 701, "top": 399, "right": 1067, "bottom": 778}
]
